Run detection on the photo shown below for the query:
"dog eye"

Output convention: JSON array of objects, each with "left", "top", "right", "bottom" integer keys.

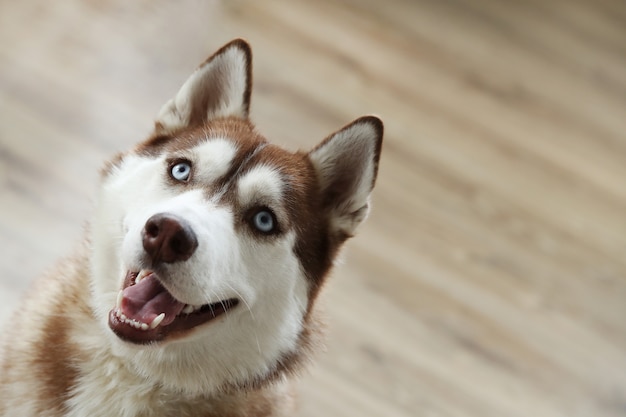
[
  {"left": 170, "top": 161, "right": 192, "bottom": 182},
  {"left": 251, "top": 209, "right": 276, "bottom": 234}
]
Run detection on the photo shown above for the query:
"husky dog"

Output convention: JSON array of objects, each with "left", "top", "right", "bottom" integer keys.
[{"left": 0, "top": 39, "right": 383, "bottom": 417}]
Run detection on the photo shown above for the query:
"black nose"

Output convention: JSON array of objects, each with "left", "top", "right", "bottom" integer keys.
[{"left": 142, "top": 213, "right": 198, "bottom": 264}]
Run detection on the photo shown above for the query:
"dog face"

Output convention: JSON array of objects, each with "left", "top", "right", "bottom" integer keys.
[{"left": 89, "top": 39, "right": 383, "bottom": 394}]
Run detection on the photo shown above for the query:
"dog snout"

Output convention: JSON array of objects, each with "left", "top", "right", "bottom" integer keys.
[{"left": 142, "top": 213, "right": 198, "bottom": 264}]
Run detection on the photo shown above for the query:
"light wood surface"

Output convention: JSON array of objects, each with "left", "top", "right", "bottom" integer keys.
[{"left": 1, "top": 1, "right": 625, "bottom": 416}]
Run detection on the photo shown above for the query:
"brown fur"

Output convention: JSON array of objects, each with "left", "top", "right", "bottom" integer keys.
[{"left": 0, "top": 247, "right": 89, "bottom": 414}]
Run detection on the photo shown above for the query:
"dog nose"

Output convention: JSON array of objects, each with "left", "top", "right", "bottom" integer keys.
[{"left": 142, "top": 213, "right": 198, "bottom": 264}]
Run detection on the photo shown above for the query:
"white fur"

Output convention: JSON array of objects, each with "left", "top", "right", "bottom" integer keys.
[
  {"left": 237, "top": 165, "right": 284, "bottom": 207},
  {"left": 84, "top": 139, "right": 309, "bottom": 415},
  {"left": 192, "top": 137, "right": 238, "bottom": 183}
]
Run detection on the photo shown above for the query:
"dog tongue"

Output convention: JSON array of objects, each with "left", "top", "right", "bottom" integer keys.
[{"left": 120, "top": 274, "right": 185, "bottom": 326}]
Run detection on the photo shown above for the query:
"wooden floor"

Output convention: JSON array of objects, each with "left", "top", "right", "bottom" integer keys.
[{"left": 1, "top": 0, "right": 625, "bottom": 416}]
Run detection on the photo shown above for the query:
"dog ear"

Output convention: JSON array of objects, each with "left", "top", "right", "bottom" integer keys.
[
  {"left": 155, "top": 39, "right": 252, "bottom": 133},
  {"left": 309, "top": 116, "right": 383, "bottom": 238}
]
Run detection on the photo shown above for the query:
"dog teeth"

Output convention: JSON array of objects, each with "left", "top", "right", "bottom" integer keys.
[
  {"left": 116, "top": 291, "right": 123, "bottom": 309},
  {"left": 113, "top": 309, "right": 162, "bottom": 332},
  {"left": 149, "top": 313, "right": 165, "bottom": 329},
  {"left": 135, "top": 269, "right": 150, "bottom": 285},
  {"left": 181, "top": 304, "right": 204, "bottom": 315}
]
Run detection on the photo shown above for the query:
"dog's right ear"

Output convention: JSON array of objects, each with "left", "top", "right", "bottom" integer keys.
[
  {"left": 308, "top": 116, "right": 383, "bottom": 240},
  {"left": 155, "top": 39, "right": 252, "bottom": 133}
]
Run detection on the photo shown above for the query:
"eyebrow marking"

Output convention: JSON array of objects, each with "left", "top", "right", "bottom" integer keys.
[
  {"left": 192, "top": 138, "right": 238, "bottom": 183},
  {"left": 237, "top": 164, "right": 284, "bottom": 208}
]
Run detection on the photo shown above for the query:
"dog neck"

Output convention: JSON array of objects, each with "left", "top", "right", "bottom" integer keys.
[{"left": 61, "top": 309, "right": 304, "bottom": 416}]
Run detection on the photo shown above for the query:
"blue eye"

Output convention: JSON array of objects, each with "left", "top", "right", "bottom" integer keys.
[
  {"left": 171, "top": 161, "right": 191, "bottom": 182},
  {"left": 252, "top": 210, "right": 276, "bottom": 233}
]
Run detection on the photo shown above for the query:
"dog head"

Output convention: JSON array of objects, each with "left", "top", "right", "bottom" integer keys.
[{"left": 90, "top": 39, "right": 383, "bottom": 394}]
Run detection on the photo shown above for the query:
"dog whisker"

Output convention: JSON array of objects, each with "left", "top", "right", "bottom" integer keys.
[
  {"left": 223, "top": 283, "right": 254, "bottom": 321},
  {"left": 221, "top": 283, "right": 261, "bottom": 356}
]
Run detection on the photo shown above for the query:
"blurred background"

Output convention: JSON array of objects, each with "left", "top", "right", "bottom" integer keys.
[{"left": 1, "top": 0, "right": 625, "bottom": 416}]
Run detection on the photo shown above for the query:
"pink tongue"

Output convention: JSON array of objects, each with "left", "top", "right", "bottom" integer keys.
[{"left": 121, "top": 274, "right": 186, "bottom": 326}]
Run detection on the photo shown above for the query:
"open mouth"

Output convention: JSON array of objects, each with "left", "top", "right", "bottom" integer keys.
[{"left": 108, "top": 270, "right": 238, "bottom": 344}]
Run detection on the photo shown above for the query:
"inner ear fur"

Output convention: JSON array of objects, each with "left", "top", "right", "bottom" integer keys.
[{"left": 155, "top": 39, "right": 252, "bottom": 134}]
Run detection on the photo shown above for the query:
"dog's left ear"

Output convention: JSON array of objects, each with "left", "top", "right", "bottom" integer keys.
[
  {"left": 309, "top": 116, "right": 383, "bottom": 239},
  {"left": 155, "top": 39, "right": 252, "bottom": 133}
]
